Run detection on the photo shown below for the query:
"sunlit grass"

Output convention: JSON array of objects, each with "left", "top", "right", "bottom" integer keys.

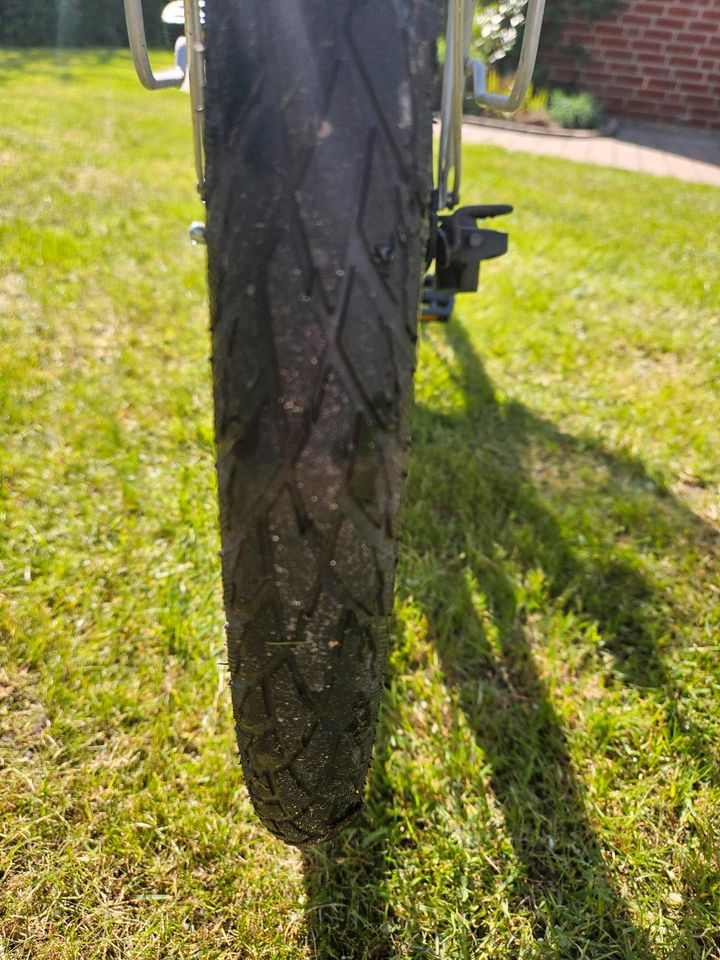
[{"left": 1, "top": 50, "right": 719, "bottom": 959}]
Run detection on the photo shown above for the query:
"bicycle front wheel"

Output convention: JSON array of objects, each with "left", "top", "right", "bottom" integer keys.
[{"left": 204, "top": 0, "right": 440, "bottom": 846}]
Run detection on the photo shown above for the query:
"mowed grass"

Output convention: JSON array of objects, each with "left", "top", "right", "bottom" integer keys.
[{"left": 1, "top": 50, "right": 719, "bottom": 959}]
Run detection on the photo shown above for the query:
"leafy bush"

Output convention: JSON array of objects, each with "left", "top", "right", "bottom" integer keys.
[
  {"left": 539, "top": 0, "right": 620, "bottom": 51},
  {"left": 548, "top": 89, "right": 603, "bottom": 128},
  {"left": 484, "top": 0, "right": 621, "bottom": 80},
  {"left": 0, "top": 0, "right": 168, "bottom": 47},
  {"left": 471, "top": 0, "right": 528, "bottom": 67},
  {"left": 525, "top": 83, "right": 550, "bottom": 115}
]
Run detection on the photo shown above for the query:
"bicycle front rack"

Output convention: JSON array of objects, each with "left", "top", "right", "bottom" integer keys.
[
  {"left": 125, "top": 0, "right": 546, "bottom": 217},
  {"left": 438, "top": 0, "right": 546, "bottom": 210}
]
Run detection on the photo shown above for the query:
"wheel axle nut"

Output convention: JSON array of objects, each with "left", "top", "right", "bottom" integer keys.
[{"left": 189, "top": 221, "right": 206, "bottom": 245}]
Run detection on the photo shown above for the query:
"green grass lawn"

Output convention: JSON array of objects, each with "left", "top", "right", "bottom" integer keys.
[{"left": 1, "top": 50, "right": 719, "bottom": 960}]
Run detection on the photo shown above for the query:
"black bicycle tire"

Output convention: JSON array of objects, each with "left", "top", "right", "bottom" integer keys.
[{"left": 204, "top": 0, "right": 440, "bottom": 846}]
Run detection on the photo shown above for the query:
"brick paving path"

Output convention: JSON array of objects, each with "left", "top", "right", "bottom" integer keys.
[{"left": 462, "top": 120, "right": 720, "bottom": 187}]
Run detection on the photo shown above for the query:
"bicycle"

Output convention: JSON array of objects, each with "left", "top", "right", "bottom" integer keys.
[{"left": 123, "top": 0, "right": 546, "bottom": 846}]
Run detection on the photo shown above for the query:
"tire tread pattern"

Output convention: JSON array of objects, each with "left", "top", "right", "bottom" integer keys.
[{"left": 205, "top": 0, "right": 439, "bottom": 845}]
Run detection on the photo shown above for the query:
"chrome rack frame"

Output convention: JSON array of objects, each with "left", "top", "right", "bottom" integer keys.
[
  {"left": 124, "top": 0, "right": 545, "bottom": 213},
  {"left": 438, "top": 0, "right": 547, "bottom": 210},
  {"left": 123, "top": 0, "right": 206, "bottom": 196}
]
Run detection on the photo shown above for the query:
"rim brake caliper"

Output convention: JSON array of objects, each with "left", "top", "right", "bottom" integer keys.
[{"left": 422, "top": 204, "right": 513, "bottom": 322}]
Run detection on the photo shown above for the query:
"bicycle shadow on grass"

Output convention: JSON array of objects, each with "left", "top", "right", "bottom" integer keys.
[{"left": 303, "top": 320, "right": 719, "bottom": 959}]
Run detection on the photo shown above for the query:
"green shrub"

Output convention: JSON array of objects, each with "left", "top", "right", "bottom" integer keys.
[
  {"left": 548, "top": 89, "right": 603, "bottom": 129},
  {"left": 499, "top": 0, "right": 621, "bottom": 81},
  {"left": 471, "top": 0, "right": 528, "bottom": 67},
  {"left": 522, "top": 81, "right": 549, "bottom": 116}
]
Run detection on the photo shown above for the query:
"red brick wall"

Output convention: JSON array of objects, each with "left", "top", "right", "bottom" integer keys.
[{"left": 542, "top": 0, "right": 720, "bottom": 129}]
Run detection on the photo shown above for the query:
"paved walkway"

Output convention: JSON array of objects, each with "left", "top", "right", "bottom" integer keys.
[{"left": 462, "top": 120, "right": 720, "bottom": 186}]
